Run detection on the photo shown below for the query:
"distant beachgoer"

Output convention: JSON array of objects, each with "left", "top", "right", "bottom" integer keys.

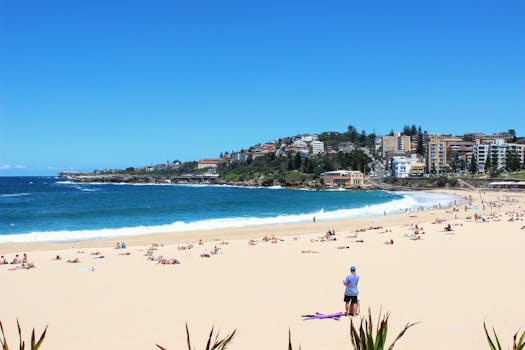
[
  {"left": 22, "top": 253, "right": 28, "bottom": 264},
  {"left": 0, "top": 255, "right": 7, "bottom": 264},
  {"left": 10, "top": 254, "right": 21, "bottom": 264},
  {"left": 67, "top": 258, "right": 80, "bottom": 263},
  {"left": 55, "top": 255, "right": 62, "bottom": 260},
  {"left": 115, "top": 242, "right": 122, "bottom": 249},
  {"left": 385, "top": 239, "right": 394, "bottom": 245},
  {"left": 313, "top": 216, "right": 316, "bottom": 223},
  {"left": 121, "top": 242, "right": 127, "bottom": 249},
  {"left": 343, "top": 266, "right": 360, "bottom": 316}
]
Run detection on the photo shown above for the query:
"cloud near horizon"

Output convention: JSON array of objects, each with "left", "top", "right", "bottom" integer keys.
[{"left": 0, "top": 164, "right": 27, "bottom": 170}]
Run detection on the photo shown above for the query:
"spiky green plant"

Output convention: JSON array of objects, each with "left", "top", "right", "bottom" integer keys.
[
  {"left": 0, "top": 319, "right": 47, "bottom": 350},
  {"left": 483, "top": 322, "right": 525, "bottom": 350},
  {"left": 156, "top": 323, "right": 236, "bottom": 350},
  {"left": 349, "top": 308, "right": 417, "bottom": 350}
]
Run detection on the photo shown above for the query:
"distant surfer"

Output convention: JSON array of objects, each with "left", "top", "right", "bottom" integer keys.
[{"left": 343, "top": 265, "right": 360, "bottom": 316}]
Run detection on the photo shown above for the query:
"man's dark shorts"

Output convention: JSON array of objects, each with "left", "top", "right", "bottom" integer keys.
[{"left": 344, "top": 295, "right": 358, "bottom": 303}]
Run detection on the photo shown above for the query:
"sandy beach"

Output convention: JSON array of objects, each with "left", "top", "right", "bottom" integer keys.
[{"left": 1, "top": 189, "right": 524, "bottom": 349}]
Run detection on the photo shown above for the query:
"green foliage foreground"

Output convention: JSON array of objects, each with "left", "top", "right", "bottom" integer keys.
[
  {"left": 0, "top": 320, "right": 47, "bottom": 350},
  {"left": 349, "top": 308, "right": 418, "bottom": 350},
  {"left": 484, "top": 322, "right": 525, "bottom": 350}
]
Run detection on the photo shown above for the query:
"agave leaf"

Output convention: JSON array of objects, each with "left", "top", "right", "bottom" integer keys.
[
  {"left": 204, "top": 326, "right": 214, "bottom": 350},
  {"left": 493, "top": 327, "right": 503, "bottom": 350},
  {"left": 515, "top": 329, "right": 525, "bottom": 350},
  {"left": 0, "top": 321, "right": 9, "bottom": 350},
  {"left": 484, "top": 322, "right": 498, "bottom": 350},
  {"left": 185, "top": 323, "right": 192, "bottom": 350},
  {"left": 387, "top": 322, "right": 418, "bottom": 350},
  {"left": 16, "top": 320, "right": 23, "bottom": 350},
  {"left": 33, "top": 326, "right": 47, "bottom": 350}
]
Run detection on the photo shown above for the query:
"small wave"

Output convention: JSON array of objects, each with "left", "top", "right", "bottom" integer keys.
[
  {"left": 0, "top": 191, "right": 459, "bottom": 243},
  {"left": 0, "top": 193, "right": 31, "bottom": 198}
]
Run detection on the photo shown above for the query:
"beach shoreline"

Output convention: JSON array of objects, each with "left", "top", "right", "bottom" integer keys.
[{"left": 0, "top": 188, "right": 465, "bottom": 254}]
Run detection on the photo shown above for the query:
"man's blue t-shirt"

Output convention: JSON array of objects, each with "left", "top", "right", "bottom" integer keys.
[{"left": 344, "top": 274, "right": 359, "bottom": 296}]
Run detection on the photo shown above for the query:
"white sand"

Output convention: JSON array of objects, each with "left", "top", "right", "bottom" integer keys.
[{"left": 1, "top": 189, "right": 524, "bottom": 349}]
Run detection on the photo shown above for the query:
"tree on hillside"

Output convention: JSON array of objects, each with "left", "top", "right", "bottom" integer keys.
[
  {"left": 416, "top": 133, "right": 425, "bottom": 156},
  {"left": 469, "top": 158, "right": 477, "bottom": 174},
  {"left": 505, "top": 150, "right": 520, "bottom": 172},
  {"left": 294, "top": 152, "right": 302, "bottom": 170}
]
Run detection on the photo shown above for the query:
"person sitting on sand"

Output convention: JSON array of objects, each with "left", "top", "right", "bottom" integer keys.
[
  {"left": 0, "top": 255, "right": 7, "bottom": 264},
  {"left": 444, "top": 224, "right": 453, "bottom": 232},
  {"left": 54, "top": 255, "right": 62, "bottom": 260},
  {"left": 211, "top": 246, "right": 220, "bottom": 255},
  {"left": 121, "top": 242, "right": 127, "bottom": 249},
  {"left": 67, "top": 258, "right": 80, "bottom": 263},
  {"left": 10, "top": 254, "right": 21, "bottom": 264},
  {"left": 115, "top": 242, "right": 122, "bottom": 249},
  {"left": 22, "top": 253, "right": 28, "bottom": 264},
  {"left": 198, "top": 239, "right": 204, "bottom": 245}
]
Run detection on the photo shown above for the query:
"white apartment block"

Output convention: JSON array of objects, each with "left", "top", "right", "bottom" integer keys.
[
  {"left": 474, "top": 139, "right": 525, "bottom": 173},
  {"left": 311, "top": 140, "right": 325, "bottom": 155}
]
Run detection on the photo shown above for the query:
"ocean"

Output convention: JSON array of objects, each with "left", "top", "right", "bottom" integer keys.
[{"left": 0, "top": 176, "right": 458, "bottom": 243}]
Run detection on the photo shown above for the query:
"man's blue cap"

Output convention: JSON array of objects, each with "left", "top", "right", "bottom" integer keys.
[{"left": 350, "top": 266, "right": 356, "bottom": 271}]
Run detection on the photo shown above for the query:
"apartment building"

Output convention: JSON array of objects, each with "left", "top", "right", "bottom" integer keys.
[
  {"left": 311, "top": 140, "right": 325, "bottom": 155},
  {"left": 426, "top": 135, "right": 447, "bottom": 173}
]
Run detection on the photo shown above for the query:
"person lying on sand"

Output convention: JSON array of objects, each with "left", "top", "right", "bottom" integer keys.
[
  {"left": 337, "top": 246, "right": 350, "bottom": 249},
  {"left": 248, "top": 239, "right": 258, "bottom": 245},
  {"left": 385, "top": 239, "right": 394, "bottom": 245},
  {"left": 220, "top": 240, "right": 229, "bottom": 245},
  {"left": 200, "top": 252, "right": 211, "bottom": 258},
  {"left": 91, "top": 251, "right": 102, "bottom": 256},
  {"left": 119, "top": 252, "right": 131, "bottom": 256},
  {"left": 9, "top": 262, "right": 35, "bottom": 270},
  {"left": 158, "top": 258, "right": 180, "bottom": 265},
  {"left": 67, "top": 258, "right": 80, "bottom": 263},
  {"left": 301, "top": 250, "right": 319, "bottom": 253}
]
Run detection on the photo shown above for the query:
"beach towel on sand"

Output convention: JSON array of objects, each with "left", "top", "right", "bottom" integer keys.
[{"left": 302, "top": 312, "right": 345, "bottom": 321}]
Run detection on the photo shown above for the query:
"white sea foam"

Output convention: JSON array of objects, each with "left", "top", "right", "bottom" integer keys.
[
  {"left": 0, "top": 191, "right": 459, "bottom": 243},
  {"left": 0, "top": 193, "right": 31, "bottom": 198}
]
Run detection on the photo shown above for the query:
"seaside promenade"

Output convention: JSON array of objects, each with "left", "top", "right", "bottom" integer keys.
[{"left": 1, "top": 188, "right": 524, "bottom": 349}]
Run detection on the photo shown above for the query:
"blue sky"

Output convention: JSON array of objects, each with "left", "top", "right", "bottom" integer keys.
[{"left": 1, "top": 0, "right": 524, "bottom": 175}]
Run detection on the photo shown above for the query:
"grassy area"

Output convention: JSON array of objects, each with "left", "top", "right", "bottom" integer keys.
[{"left": 508, "top": 172, "right": 525, "bottom": 180}]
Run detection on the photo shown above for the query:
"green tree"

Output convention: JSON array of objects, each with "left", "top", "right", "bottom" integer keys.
[
  {"left": 469, "top": 158, "right": 477, "bottom": 174},
  {"left": 410, "top": 124, "right": 417, "bottom": 135},
  {"left": 505, "top": 150, "right": 520, "bottom": 171},
  {"left": 294, "top": 152, "right": 302, "bottom": 170}
]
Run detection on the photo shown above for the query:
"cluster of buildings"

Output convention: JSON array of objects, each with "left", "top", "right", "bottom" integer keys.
[
  {"left": 197, "top": 134, "right": 331, "bottom": 171},
  {"left": 377, "top": 131, "right": 525, "bottom": 177}
]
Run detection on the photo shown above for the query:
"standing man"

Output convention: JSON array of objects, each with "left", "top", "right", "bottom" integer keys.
[{"left": 343, "top": 265, "right": 360, "bottom": 316}]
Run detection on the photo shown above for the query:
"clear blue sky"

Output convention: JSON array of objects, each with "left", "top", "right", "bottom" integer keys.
[{"left": 1, "top": 0, "right": 524, "bottom": 175}]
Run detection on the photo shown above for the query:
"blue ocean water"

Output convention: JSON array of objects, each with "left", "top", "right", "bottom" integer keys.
[{"left": 0, "top": 176, "right": 457, "bottom": 243}]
